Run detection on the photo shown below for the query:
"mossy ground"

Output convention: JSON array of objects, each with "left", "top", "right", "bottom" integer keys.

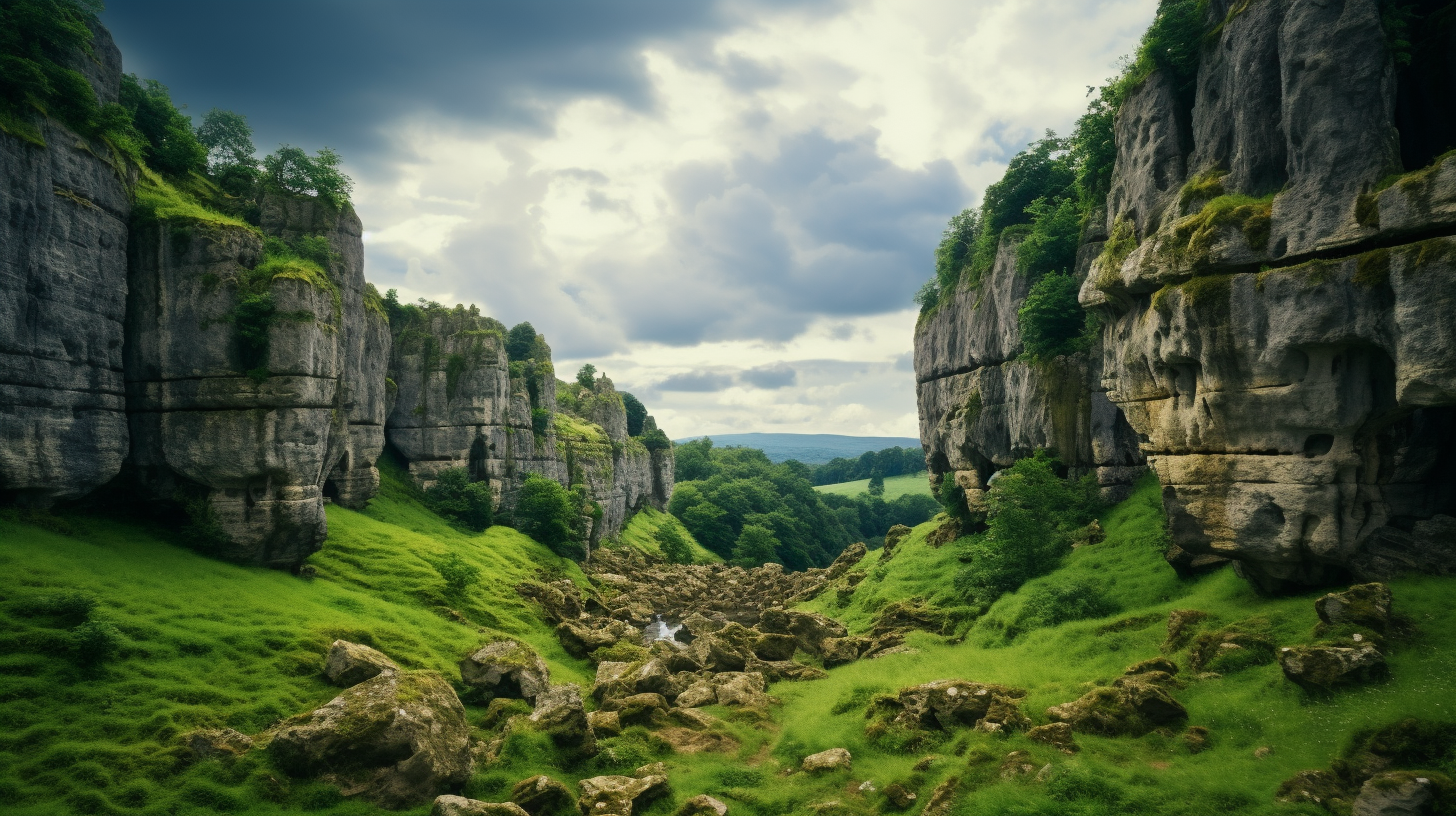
[
  {"left": 815, "top": 473, "right": 932, "bottom": 501},
  {"left": 2, "top": 473, "right": 1454, "bottom": 815}
]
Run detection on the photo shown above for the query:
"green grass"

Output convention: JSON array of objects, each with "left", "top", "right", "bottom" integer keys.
[
  {"left": 0, "top": 460, "right": 590, "bottom": 816},
  {"left": 814, "top": 472, "right": 932, "bottom": 501},
  {"left": 609, "top": 508, "right": 722, "bottom": 565},
  {"left": 131, "top": 169, "right": 256, "bottom": 231}
]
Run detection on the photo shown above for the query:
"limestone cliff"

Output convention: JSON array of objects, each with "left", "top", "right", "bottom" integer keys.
[
  {"left": 0, "top": 30, "right": 131, "bottom": 505},
  {"left": 386, "top": 307, "right": 674, "bottom": 544},
  {"left": 918, "top": 0, "right": 1456, "bottom": 591}
]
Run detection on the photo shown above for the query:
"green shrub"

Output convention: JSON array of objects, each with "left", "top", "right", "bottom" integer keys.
[
  {"left": 622, "top": 392, "right": 647, "bottom": 436},
  {"left": 505, "top": 322, "right": 537, "bottom": 362},
  {"left": 1016, "top": 195, "right": 1082, "bottom": 280},
  {"left": 931, "top": 207, "right": 981, "bottom": 299},
  {"left": 180, "top": 495, "right": 230, "bottom": 552},
  {"left": 953, "top": 451, "right": 1100, "bottom": 605},
  {"left": 430, "top": 552, "right": 481, "bottom": 598},
  {"left": 731, "top": 524, "right": 780, "bottom": 567},
  {"left": 513, "top": 475, "right": 585, "bottom": 560},
  {"left": 576, "top": 363, "right": 597, "bottom": 389},
  {"left": 1013, "top": 578, "right": 1120, "bottom": 634},
  {"left": 120, "top": 74, "right": 207, "bottom": 176},
  {"left": 68, "top": 620, "right": 121, "bottom": 667},
  {"left": 1018, "top": 271, "right": 1088, "bottom": 360},
  {"left": 655, "top": 523, "right": 692, "bottom": 564},
  {"left": 11, "top": 589, "right": 96, "bottom": 622},
  {"left": 531, "top": 408, "right": 550, "bottom": 437},
  {"left": 423, "top": 467, "right": 493, "bottom": 532},
  {"left": 263, "top": 145, "right": 352, "bottom": 209}
]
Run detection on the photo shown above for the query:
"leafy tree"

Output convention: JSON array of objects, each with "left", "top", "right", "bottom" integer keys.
[
  {"left": 622, "top": 392, "right": 647, "bottom": 436},
  {"left": 0, "top": 0, "right": 121, "bottom": 144},
  {"left": 867, "top": 474, "right": 886, "bottom": 497},
  {"left": 640, "top": 428, "right": 671, "bottom": 451},
  {"left": 119, "top": 75, "right": 207, "bottom": 176},
  {"left": 424, "top": 467, "right": 493, "bottom": 532},
  {"left": 196, "top": 108, "right": 255, "bottom": 171},
  {"left": 680, "top": 502, "right": 734, "bottom": 558},
  {"left": 673, "top": 438, "right": 718, "bottom": 482},
  {"left": 575, "top": 363, "right": 597, "bottom": 389},
  {"left": 953, "top": 451, "right": 1101, "bottom": 606},
  {"left": 531, "top": 408, "right": 550, "bottom": 437},
  {"left": 1018, "top": 271, "right": 1087, "bottom": 361},
  {"left": 1016, "top": 196, "right": 1082, "bottom": 280},
  {"left": 514, "top": 474, "right": 585, "bottom": 560},
  {"left": 656, "top": 523, "right": 692, "bottom": 565},
  {"left": 932, "top": 207, "right": 981, "bottom": 298},
  {"left": 506, "top": 322, "right": 537, "bottom": 362},
  {"left": 263, "top": 144, "right": 352, "bottom": 209},
  {"left": 731, "top": 524, "right": 780, "bottom": 567}
]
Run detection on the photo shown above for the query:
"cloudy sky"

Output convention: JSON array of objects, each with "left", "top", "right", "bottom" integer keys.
[{"left": 104, "top": 0, "right": 1155, "bottom": 439}]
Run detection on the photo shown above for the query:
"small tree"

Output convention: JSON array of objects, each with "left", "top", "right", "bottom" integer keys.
[
  {"left": 431, "top": 552, "right": 481, "bottom": 597},
  {"left": 531, "top": 408, "right": 550, "bottom": 437},
  {"left": 506, "top": 322, "right": 537, "bottom": 362},
  {"left": 263, "top": 144, "right": 353, "bottom": 209},
  {"left": 424, "top": 467, "right": 493, "bottom": 532},
  {"left": 731, "top": 524, "right": 781, "bottom": 567},
  {"left": 1018, "top": 271, "right": 1086, "bottom": 361},
  {"left": 576, "top": 363, "right": 597, "bottom": 389},
  {"left": 656, "top": 523, "right": 692, "bottom": 564},
  {"left": 196, "top": 108, "right": 255, "bottom": 171},
  {"left": 867, "top": 474, "right": 886, "bottom": 497},
  {"left": 514, "top": 475, "right": 585, "bottom": 560},
  {"left": 120, "top": 74, "right": 207, "bottom": 176},
  {"left": 621, "top": 392, "right": 647, "bottom": 436}
]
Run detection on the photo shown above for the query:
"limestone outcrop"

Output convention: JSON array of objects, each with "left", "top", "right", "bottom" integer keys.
[
  {"left": 916, "top": 0, "right": 1456, "bottom": 590},
  {"left": 0, "top": 31, "right": 131, "bottom": 506}
]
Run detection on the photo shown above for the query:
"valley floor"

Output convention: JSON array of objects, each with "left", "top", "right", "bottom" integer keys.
[{"left": 1, "top": 472, "right": 1452, "bottom": 815}]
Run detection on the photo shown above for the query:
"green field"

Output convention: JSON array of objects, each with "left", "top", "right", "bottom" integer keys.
[{"left": 814, "top": 471, "right": 932, "bottom": 500}]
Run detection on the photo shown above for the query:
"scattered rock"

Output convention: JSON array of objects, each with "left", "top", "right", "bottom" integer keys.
[
  {"left": 676, "top": 794, "right": 729, "bottom": 815},
  {"left": 1316, "top": 583, "right": 1393, "bottom": 633},
  {"left": 925, "top": 518, "right": 961, "bottom": 547},
  {"left": 1163, "top": 610, "right": 1210, "bottom": 651},
  {"left": 869, "top": 599, "right": 947, "bottom": 638},
  {"left": 529, "top": 684, "right": 596, "bottom": 755},
  {"left": 324, "top": 640, "right": 399, "bottom": 687},
  {"left": 999, "top": 751, "right": 1039, "bottom": 779},
  {"left": 752, "top": 632, "right": 799, "bottom": 661},
  {"left": 517, "top": 580, "right": 585, "bottom": 625},
  {"left": 269, "top": 671, "right": 473, "bottom": 809},
  {"left": 656, "top": 727, "right": 738, "bottom": 754},
  {"left": 587, "top": 710, "right": 622, "bottom": 738},
  {"left": 674, "top": 678, "right": 718, "bottom": 708},
  {"left": 591, "top": 661, "right": 637, "bottom": 704},
  {"left": 1045, "top": 674, "right": 1187, "bottom": 736},
  {"left": 576, "top": 774, "right": 670, "bottom": 816},
  {"left": 1352, "top": 772, "right": 1440, "bottom": 816},
  {"left": 509, "top": 774, "right": 575, "bottom": 816},
  {"left": 1255, "top": 747, "right": 1273, "bottom": 759},
  {"left": 824, "top": 542, "right": 868, "bottom": 580},
  {"left": 1183, "top": 726, "right": 1210, "bottom": 754},
  {"left": 913, "top": 755, "right": 939, "bottom": 772},
  {"left": 556, "top": 619, "right": 634, "bottom": 661},
  {"left": 608, "top": 692, "right": 669, "bottom": 726},
  {"left": 802, "top": 748, "right": 853, "bottom": 774},
  {"left": 432, "top": 797, "right": 530, "bottom": 816},
  {"left": 1126, "top": 657, "right": 1178, "bottom": 676},
  {"left": 858, "top": 780, "right": 877, "bottom": 793},
  {"left": 1072, "top": 519, "right": 1106, "bottom": 548},
  {"left": 184, "top": 728, "right": 254, "bottom": 759},
  {"left": 460, "top": 640, "right": 551, "bottom": 703},
  {"left": 921, "top": 777, "right": 961, "bottom": 816},
  {"left": 757, "top": 609, "right": 847, "bottom": 656},
  {"left": 877, "top": 679, "right": 1028, "bottom": 732},
  {"left": 882, "top": 525, "right": 913, "bottom": 558},
  {"left": 883, "top": 783, "right": 917, "bottom": 810},
  {"left": 1277, "top": 770, "right": 1353, "bottom": 810},
  {"left": 712, "top": 672, "right": 772, "bottom": 709},
  {"left": 1279, "top": 644, "right": 1387, "bottom": 691},
  {"left": 1026, "top": 722, "right": 1078, "bottom": 753}
]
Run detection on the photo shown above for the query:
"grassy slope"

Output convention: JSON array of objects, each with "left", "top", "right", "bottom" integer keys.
[
  {"left": 766, "top": 474, "right": 1456, "bottom": 816},
  {"left": 610, "top": 507, "right": 722, "bottom": 565},
  {"left": 0, "top": 463, "right": 590, "bottom": 816},
  {"left": 815, "top": 472, "right": 932, "bottom": 501}
]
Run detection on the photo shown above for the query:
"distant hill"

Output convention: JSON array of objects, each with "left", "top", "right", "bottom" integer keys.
[{"left": 673, "top": 433, "right": 921, "bottom": 464}]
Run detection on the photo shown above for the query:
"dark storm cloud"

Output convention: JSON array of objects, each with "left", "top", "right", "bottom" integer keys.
[
  {"left": 101, "top": 0, "right": 844, "bottom": 162},
  {"left": 655, "top": 372, "right": 735, "bottom": 392},
  {"left": 740, "top": 363, "right": 797, "bottom": 389}
]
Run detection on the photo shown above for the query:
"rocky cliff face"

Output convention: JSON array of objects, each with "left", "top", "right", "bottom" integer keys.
[
  {"left": 919, "top": 0, "right": 1456, "bottom": 591},
  {"left": 0, "top": 32, "right": 131, "bottom": 506},
  {"left": 915, "top": 235, "right": 1145, "bottom": 511},
  {"left": 386, "top": 311, "right": 674, "bottom": 543}
]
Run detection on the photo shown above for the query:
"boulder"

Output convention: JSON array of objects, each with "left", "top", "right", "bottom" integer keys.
[
  {"left": 269, "top": 672, "right": 473, "bottom": 808},
  {"left": 1184, "top": 726, "right": 1210, "bottom": 754},
  {"left": 746, "top": 658, "right": 828, "bottom": 683},
  {"left": 1316, "top": 583, "right": 1393, "bottom": 633},
  {"left": 882, "top": 680, "right": 1028, "bottom": 731},
  {"left": 556, "top": 620, "right": 632, "bottom": 660},
  {"left": 757, "top": 609, "right": 847, "bottom": 656},
  {"left": 1163, "top": 610, "right": 1210, "bottom": 651},
  {"left": 609, "top": 692, "right": 669, "bottom": 725},
  {"left": 432, "top": 797, "right": 530, "bottom": 816},
  {"left": 869, "top": 599, "right": 947, "bottom": 638},
  {"left": 676, "top": 794, "right": 729, "bottom": 815},
  {"left": 825, "top": 542, "right": 867, "bottom": 579},
  {"left": 324, "top": 640, "right": 398, "bottom": 687},
  {"left": 675, "top": 678, "right": 718, "bottom": 708},
  {"left": 1276, "top": 770, "right": 1352, "bottom": 810},
  {"left": 801, "top": 747, "right": 852, "bottom": 774},
  {"left": 460, "top": 640, "right": 551, "bottom": 703},
  {"left": 519, "top": 581, "right": 586, "bottom": 625},
  {"left": 1045, "top": 674, "right": 1187, "bottom": 736},
  {"left": 820, "top": 637, "right": 867, "bottom": 668},
  {"left": 587, "top": 710, "right": 622, "bottom": 738},
  {"left": 882, "top": 525, "right": 913, "bottom": 558},
  {"left": 1352, "top": 772, "right": 1440, "bottom": 816},
  {"left": 591, "top": 661, "right": 637, "bottom": 704},
  {"left": 576, "top": 774, "right": 670, "bottom": 816},
  {"left": 712, "top": 672, "right": 771, "bottom": 709},
  {"left": 530, "top": 684, "right": 596, "bottom": 754},
  {"left": 1026, "top": 722, "right": 1078, "bottom": 753},
  {"left": 185, "top": 728, "right": 254, "bottom": 759},
  {"left": 510, "top": 774, "right": 576, "bottom": 816},
  {"left": 1279, "top": 644, "right": 1388, "bottom": 691},
  {"left": 753, "top": 632, "right": 799, "bottom": 662},
  {"left": 921, "top": 777, "right": 961, "bottom": 816},
  {"left": 883, "top": 783, "right": 917, "bottom": 810},
  {"left": 629, "top": 658, "right": 689, "bottom": 698},
  {"left": 1125, "top": 657, "right": 1178, "bottom": 676}
]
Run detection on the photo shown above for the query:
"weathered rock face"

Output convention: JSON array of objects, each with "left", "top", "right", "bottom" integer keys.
[
  {"left": 915, "top": 235, "right": 1145, "bottom": 507},
  {"left": 0, "top": 34, "right": 131, "bottom": 506},
  {"left": 1082, "top": 1, "right": 1456, "bottom": 591},
  {"left": 386, "top": 315, "right": 673, "bottom": 542},
  {"left": 126, "top": 192, "right": 384, "bottom": 567},
  {"left": 918, "top": 0, "right": 1456, "bottom": 591}
]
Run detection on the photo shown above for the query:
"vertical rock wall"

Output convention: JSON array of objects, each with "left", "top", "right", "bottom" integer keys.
[
  {"left": 1080, "top": 0, "right": 1456, "bottom": 590},
  {"left": 0, "top": 32, "right": 130, "bottom": 505}
]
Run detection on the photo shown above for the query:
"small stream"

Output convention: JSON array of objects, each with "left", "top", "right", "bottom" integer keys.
[{"left": 641, "top": 614, "right": 684, "bottom": 646}]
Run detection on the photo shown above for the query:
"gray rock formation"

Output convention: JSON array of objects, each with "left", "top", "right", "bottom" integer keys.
[
  {"left": 126, "top": 192, "right": 384, "bottom": 566},
  {"left": 0, "top": 33, "right": 130, "bottom": 506}
]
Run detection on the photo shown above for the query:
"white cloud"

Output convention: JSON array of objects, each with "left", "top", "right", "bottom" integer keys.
[{"left": 351, "top": 0, "right": 1156, "bottom": 438}]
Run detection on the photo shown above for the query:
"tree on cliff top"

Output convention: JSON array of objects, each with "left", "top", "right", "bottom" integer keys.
[
  {"left": 263, "top": 144, "right": 353, "bottom": 209},
  {"left": 196, "top": 108, "right": 255, "bottom": 171},
  {"left": 506, "top": 322, "right": 537, "bottom": 362}
]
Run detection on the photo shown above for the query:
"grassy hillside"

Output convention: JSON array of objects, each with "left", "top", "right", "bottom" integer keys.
[
  {"left": 815, "top": 472, "right": 932, "bottom": 501},
  {"left": 611, "top": 507, "right": 722, "bottom": 565},
  {"left": 0, "top": 463, "right": 590, "bottom": 816}
]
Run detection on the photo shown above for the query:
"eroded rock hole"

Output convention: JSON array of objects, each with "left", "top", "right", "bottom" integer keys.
[{"left": 1303, "top": 434, "right": 1335, "bottom": 457}]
